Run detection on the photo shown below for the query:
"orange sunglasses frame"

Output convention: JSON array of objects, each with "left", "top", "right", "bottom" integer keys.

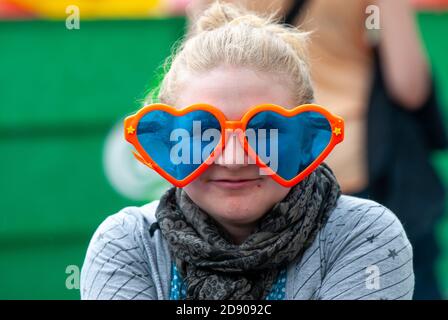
[{"left": 124, "top": 103, "right": 344, "bottom": 188}]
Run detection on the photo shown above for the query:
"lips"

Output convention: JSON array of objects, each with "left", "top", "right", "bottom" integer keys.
[{"left": 209, "top": 178, "right": 262, "bottom": 190}]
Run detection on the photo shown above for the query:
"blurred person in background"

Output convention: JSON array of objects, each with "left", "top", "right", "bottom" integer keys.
[{"left": 187, "top": 0, "right": 447, "bottom": 299}]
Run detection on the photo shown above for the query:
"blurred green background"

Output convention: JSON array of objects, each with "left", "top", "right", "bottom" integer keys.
[
  {"left": 0, "top": 12, "right": 447, "bottom": 299},
  {"left": 0, "top": 17, "right": 184, "bottom": 299}
]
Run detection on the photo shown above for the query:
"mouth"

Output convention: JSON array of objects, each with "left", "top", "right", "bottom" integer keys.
[{"left": 208, "top": 178, "right": 263, "bottom": 190}]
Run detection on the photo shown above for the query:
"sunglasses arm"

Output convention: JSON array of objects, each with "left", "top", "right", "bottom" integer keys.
[{"left": 132, "top": 151, "right": 154, "bottom": 170}]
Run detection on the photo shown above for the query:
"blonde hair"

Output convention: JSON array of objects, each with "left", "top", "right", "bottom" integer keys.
[{"left": 145, "top": 1, "right": 314, "bottom": 106}]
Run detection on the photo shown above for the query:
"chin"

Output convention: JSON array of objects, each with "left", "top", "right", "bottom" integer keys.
[
  {"left": 204, "top": 189, "right": 280, "bottom": 225},
  {"left": 184, "top": 178, "right": 290, "bottom": 225},
  {"left": 210, "top": 204, "right": 267, "bottom": 226}
]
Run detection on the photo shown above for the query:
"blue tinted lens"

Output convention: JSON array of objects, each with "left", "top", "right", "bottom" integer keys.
[
  {"left": 246, "top": 111, "right": 332, "bottom": 180},
  {"left": 137, "top": 110, "right": 221, "bottom": 180}
]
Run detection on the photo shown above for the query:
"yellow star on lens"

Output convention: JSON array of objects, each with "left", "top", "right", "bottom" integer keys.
[
  {"left": 333, "top": 127, "right": 342, "bottom": 136},
  {"left": 127, "top": 125, "right": 136, "bottom": 135}
]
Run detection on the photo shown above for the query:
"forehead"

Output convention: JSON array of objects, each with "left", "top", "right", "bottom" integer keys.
[{"left": 175, "top": 65, "right": 296, "bottom": 120}]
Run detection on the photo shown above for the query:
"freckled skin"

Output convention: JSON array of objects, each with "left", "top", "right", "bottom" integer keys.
[{"left": 175, "top": 65, "right": 296, "bottom": 243}]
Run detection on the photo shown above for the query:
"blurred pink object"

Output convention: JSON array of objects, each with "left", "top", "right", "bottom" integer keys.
[
  {"left": 0, "top": 0, "right": 35, "bottom": 18},
  {"left": 167, "top": 0, "right": 193, "bottom": 14},
  {"left": 412, "top": 0, "right": 448, "bottom": 9}
]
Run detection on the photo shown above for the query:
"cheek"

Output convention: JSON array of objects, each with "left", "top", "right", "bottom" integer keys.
[
  {"left": 183, "top": 180, "right": 208, "bottom": 202},
  {"left": 261, "top": 179, "right": 291, "bottom": 204}
]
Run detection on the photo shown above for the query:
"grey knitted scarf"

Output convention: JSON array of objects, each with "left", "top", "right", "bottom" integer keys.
[{"left": 155, "top": 163, "right": 341, "bottom": 300}]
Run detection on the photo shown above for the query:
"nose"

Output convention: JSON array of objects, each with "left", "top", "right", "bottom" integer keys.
[{"left": 215, "top": 130, "right": 249, "bottom": 169}]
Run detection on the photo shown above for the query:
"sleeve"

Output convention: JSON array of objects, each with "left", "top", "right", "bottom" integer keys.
[
  {"left": 317, "top": 202, "right": 414, "bottom": 300},
  {"left": 80, "top": 211, "right": 157, "bottom": 300}
]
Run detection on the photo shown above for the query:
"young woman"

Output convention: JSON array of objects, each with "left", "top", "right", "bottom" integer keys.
[
  {"left": 80, "top": 2, "right": 413, "bottom": 300},
  {"left": 186, "top": 0, "right": 443, "bottom": 299}
]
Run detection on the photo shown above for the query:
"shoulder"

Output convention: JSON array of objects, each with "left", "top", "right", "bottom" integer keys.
[
  {"left": 324, "top": 195, "right": 401, "bottom": 233},
  {"left": 315, "top": 195, "right": 414, "bottom": 300},
  {"left": 80, "top": 200, "right": 171, "bottom": 300},
  {"left": 94, "top": 200, "right": 160, "bottom": 237},
  {"left": 83, "top": 199, "right": 163, "bottom": 265},
  {"left": 321, "top": 195, "right": 412, "bottom": 257}
]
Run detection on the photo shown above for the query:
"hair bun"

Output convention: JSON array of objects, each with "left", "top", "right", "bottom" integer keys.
[
  {"left": 150, "top": 1, "right": 314, "bottom": 106},
  {"left": 193, "top": 1, "right": 269, "bottom": 34},
  {"left": 191, "top": 2, "right": 309, "bottom": 63}
]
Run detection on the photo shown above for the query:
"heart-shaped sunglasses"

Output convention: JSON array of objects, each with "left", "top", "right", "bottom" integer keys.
[{"left": 124, "top": 103, "right": 344, "bottom": 187}]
